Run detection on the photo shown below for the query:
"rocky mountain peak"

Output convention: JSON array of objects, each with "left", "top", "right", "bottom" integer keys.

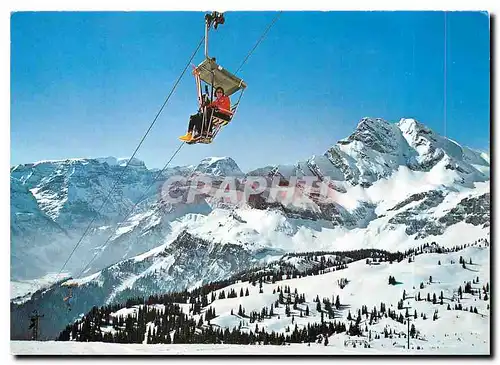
[
  {"left": 397, "top": 118, "right": 432, "bottom": 136},
  {"left": 96, "top": 157, "right": 147, "bottom": 169},
  {"left": 193, "top": 156, "right": 244, "bottom": 177},
  {"left": 340, "top": 117, "right": 402, "bottom": 154}
]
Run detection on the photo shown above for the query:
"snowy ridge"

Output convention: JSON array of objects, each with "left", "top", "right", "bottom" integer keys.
[
  {"left": 193, "top": 156, "right": 244, "bottom": 177},
  {"left": 97, "top": 156, "right": 147, "bottom": 168}
]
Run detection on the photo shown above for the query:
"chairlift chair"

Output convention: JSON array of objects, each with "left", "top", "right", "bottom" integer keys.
[{"left": 186, "top": 12, "right": 247, "bottom": 145}]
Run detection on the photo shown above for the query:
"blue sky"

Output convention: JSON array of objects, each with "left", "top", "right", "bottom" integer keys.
[{"left": 11, "top": 11, "right": 490, "bottom": 171}]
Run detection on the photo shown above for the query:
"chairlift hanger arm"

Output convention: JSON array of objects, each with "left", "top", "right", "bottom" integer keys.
[{"left": 204, "top": 11, "right": 225, "bottom": 59}]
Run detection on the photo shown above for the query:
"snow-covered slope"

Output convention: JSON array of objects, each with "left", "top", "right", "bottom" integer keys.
[
  {"left": 13, "top": 239, "right": 489, "bottom": 354},
  {"left": 199, "top": 242, "right": 490, "bottom": 354},
  {"left": 10, "top": 341, "right": 409, "bottom": 355},
  {"left": 11, "top": 117, "right": 490, "bottom": 347}
]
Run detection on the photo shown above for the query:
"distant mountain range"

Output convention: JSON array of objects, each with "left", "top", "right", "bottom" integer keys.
[{"left": 11, "top": 117, "right": 490, "bottom": 342}]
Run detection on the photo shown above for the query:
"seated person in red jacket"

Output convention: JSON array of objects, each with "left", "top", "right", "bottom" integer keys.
[{"left": 179, "top": 86, "right": 231, "bottom": 141}]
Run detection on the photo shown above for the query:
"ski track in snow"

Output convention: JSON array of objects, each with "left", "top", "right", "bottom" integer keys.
[{"left": 10, "top": 339, "right": 487, "bottom": 355}]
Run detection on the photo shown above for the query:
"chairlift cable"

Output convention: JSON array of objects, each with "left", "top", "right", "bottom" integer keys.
[
  {"left": 235, "top": 11, "right": 282, "bottom": 75},
  {"left": 56, "top": 36, "right": 205, "bottom": 280},
  {"left": 75, "top": 141, "right": 185, "bottom": 279},
  {"left": 62, "top": 12, "right": 282, "bottom": 282}
]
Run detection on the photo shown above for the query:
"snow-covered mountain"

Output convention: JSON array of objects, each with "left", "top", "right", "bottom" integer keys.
[
  {"left": 279, "top": 117, "right": 489, "bottom": 189},
  {"left": 10, "top": 117, "right": 490, "bottom": 344},
  {"left": 10, "top": 157, "right": 195, "bottom": 280},
  {"left": 193, "top": 156, "right": 244, "bottom": 177}
]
